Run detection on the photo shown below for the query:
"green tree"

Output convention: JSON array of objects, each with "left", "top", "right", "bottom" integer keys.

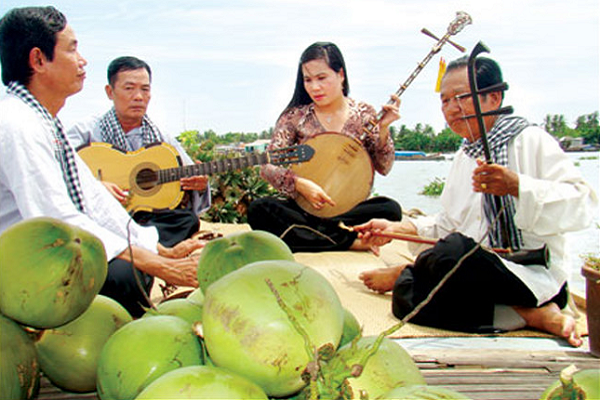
[
  {"left": 576, "top": 112, "right": 600, "bottom": 145},
  {"left": 543, "top": 114, "right": 576, "bottom": 138},
  {"left": 432, "top": 127, "right": 462, "bottom": 152}
]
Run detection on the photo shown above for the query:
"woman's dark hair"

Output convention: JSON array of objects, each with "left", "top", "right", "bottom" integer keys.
[
  {"left": 445, "top": 55, "right": 505, "bottom": 100},
  {"left": 107, "top": 56, "right": 152, "bottom": 87},
  {"left": 0, "top": 6, "right": 67, "bottom": 86},
  {"left": 284, "top": 42, "right": 350, "bottom": 111}
]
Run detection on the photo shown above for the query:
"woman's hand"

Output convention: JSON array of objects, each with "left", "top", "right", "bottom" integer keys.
[
  {"left": 295, "top": 177, "right": 336, "bottom": 210},
  {"left": 472, "top": 158, "right": 519, "bottom": 197},
  {"left": 377, "top": 95, "right": 401, "bottom": 145},
  {"left": 102, "top": 181, "right": 129, "bottom": 205}
]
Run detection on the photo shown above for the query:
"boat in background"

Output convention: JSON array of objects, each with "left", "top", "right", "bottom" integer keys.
[{"left": 394, "top": 150, "right": 445, "bottom": 161}]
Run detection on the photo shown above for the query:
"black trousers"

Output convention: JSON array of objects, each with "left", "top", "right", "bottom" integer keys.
[
  {"left": 133, "top": 208, "right": 200, "bottom": 247},
  {"left": 101, "top": 208, "right": 200, "bottom": 317},
  {"left": 100, "top": 258, "right": 154, "bottom": 318},
  {"left": 247, "top": 196, "right": 402, "bottom": 252},
  {"left": 392, "top": 232, "right": 568, "bottom": 333}
]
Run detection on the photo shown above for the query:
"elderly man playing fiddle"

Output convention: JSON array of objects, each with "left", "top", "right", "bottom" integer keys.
[{"left": 355, "top": 55, "right": 597, "bottom": 347}]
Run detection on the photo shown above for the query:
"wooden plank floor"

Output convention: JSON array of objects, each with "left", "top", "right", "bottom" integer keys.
[
  {"left": 412, "top": 349, "right": 599, "bottom": 400},
  {"left": 38, "top": 350, "right": 599, "bottom": 400}
]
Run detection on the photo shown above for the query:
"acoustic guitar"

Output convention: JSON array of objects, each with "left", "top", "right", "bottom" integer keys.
[
  {"left": 77, "top": 141, "right": 314, "bottom": 213},
  {"left": 291, "top": 11, "right": 472, "bottom": 218}
]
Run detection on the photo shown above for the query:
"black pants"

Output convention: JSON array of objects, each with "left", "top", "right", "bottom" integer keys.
[
  {"left": 392, "top": 232, "right": 568, "bottom": 333},
  {"left": 247, "top": 196, "right": 402, "bottom": 252},
  {"left": 101, "top": 208, "right": 200, "bottom": 317},
  {"left": 100, "top": 258, "right": 154, "bottom": 318},
  {"left": 133, "top": 208, "right": 200, "bottom": 247}
]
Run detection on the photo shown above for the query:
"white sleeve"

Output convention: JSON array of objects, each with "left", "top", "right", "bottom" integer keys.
[
  {"left": 65, "top": 115, "right": 102, "bottom": 149},
  {"left": 2, "top": 109, "right": 158, "bottom": 260},
  {"left": 512, "top": 127, "right": 598, "bottom": 236}
]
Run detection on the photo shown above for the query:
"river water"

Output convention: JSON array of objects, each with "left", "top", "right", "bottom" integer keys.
[{"left": 372, "top": 151, "right": 600, "bottom": 293}]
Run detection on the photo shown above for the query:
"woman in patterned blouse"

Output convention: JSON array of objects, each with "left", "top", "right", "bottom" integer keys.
[{"left": 247, "top": 42, "right": 403, "bottom": 253}]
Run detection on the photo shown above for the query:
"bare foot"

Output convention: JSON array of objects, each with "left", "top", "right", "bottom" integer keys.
[
  {"left": 514, "top": 302, "right": 582, "bottom": 347},
  {"left": 359, "top": 265, "right": 407, "bottom": 294}
]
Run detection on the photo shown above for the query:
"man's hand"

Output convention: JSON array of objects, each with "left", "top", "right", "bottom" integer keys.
[
  {"left": 180, "top": 175, "right": 208, "bottom": 192},
  {"left": 118, "top": 246, "right": 200, "bottom": 288},
  {"left": 158, "top": 238, "right": 206, "bottom": 259},
  {"left": 158, "top": 255, "right": 200, "bottom": 287},
  {"left": 102, "top": 181, "right": 129, "bottom": 205},
  {"left": 351, "top": 218, "right": 417, "bottom": 248},
  {"left": 472, "top": 158, "right": 519, "bottom": 197}
]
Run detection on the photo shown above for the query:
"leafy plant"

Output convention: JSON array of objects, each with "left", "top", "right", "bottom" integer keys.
[
  {"left": 419, "top": 177, "right": 445, "bottom": 197},
  {"left": 582, "top": 254, "right": 600, "bottom": 272},
  {"left": 178, "top": 131, "right": 281, "bottom": 223}
]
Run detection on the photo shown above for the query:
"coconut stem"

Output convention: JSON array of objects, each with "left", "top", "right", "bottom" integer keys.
[
  {"left": 265, "top": 278, "right": 315, "bottom": 358},
  {"left": 547, "top": 365, "right": 586, "bottom": 400}
]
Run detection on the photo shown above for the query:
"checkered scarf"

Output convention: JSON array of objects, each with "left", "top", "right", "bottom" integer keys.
[
  {"left": 8, "top": 82, "right": 86, "bottom": 213},
  {"left": 97, "top": 107, "right": 162, "bottom": 151},
  {"left": 461, "top": 115, "right": 531, "bottom": 250}
]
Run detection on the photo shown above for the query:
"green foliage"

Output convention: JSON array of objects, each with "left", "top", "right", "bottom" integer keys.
[
  {"left": 576, "top": 111, "right": 600, "bottom": 145},
  {"left": 419, "top": 177, "right": 445, "bottom": 197},
  {"left": 394, "top": 111, "right": 598, "bottom": 153},
  {"left": 177, "top": 130, "right": 280, "bottom": 223},
  {"left": 544, "top": 111, "right": 600, "bottom": 145},
  {"left": 394, "top": 124, "right": 461, "bottom": 153}
]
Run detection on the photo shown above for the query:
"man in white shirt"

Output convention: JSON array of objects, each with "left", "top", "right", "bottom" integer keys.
[
  {"left": 67, "top": 56, "right": 211, "bottom": 247},
  {"left": 0, "top": 6, "right": 203, "bottom": 317},
  {"left": 355, "top": 56, "right": 598, "bottom": 347}
]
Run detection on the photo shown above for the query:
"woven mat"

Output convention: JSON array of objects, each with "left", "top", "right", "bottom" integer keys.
[{"left": 156, "top": 221, "right": 588, "bottom": 340}]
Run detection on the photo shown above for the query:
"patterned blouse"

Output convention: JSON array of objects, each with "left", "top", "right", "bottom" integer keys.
[{"left": 261, "top": 98, "right": 395, "bottom": 198}]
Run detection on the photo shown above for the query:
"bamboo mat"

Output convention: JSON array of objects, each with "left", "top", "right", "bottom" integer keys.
[{"left": 160, "top": 221, "right": 588, "bottom": 340}]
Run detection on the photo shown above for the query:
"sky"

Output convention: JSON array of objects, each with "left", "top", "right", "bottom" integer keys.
[{"left": 1, "top": 0, "right": 598, "bottom": 136}]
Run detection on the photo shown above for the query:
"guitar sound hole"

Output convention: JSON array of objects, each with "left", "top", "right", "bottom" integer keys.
[{"left": 136, "top": 168, "right": 159, "bottom": 190}]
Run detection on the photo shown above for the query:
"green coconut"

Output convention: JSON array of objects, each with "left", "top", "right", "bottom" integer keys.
[
  {"left": 202, "top": 260, "right": 344, "bottom": 397},
  {"left": 34, "top": 295, "right": 132, "bottom": 392},
  {"left": 339, "top": 307, "right": 361, "bottom": 348},
  {"left": 96, "top": 315, "right": 203, "bottom": 400},
  {"left": 539, "top": 365, "right": 600, "bottom": 400},
  {"left": 143, "top": 298, "right": 204, "bottom": 326},
  {"left": 382, "top": 384, "right": 472, "bottom": 399},
  {"left": 186, "top": 287, "right": 204, "bottom": 306},
  {"left": 0, "top": 314, "right": 39, "bottom": 400},
  {"left": 197, "top": 230, "right": 294, "bottom": 292},
  {"left": 0, "top": 217, "right": 107, "bottom": 328},
  {"left": 331, "top": 336, "right": 425, "bottom": 399},
  {"left": 134, "top": 365, "right": 268, "bottom": 399}
]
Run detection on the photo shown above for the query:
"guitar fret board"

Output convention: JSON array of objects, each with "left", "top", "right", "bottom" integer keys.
[{"left": 158, "top": 152, "right": 270, "bottom": 183}]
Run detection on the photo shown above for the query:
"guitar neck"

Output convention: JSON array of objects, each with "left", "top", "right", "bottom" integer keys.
[{"left": 157, "top": 152, "right": 270, "bottom": 184}]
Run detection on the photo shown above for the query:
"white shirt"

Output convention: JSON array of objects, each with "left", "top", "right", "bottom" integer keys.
[
  {"left": 67, "top": 115, "right": 211, "bottom": 215},
  {"left": 411, "top": 125, "right": 598, "bottom": 304},
  {"left": 0, "top": 93, "right": 159, "bottom": 260}
]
